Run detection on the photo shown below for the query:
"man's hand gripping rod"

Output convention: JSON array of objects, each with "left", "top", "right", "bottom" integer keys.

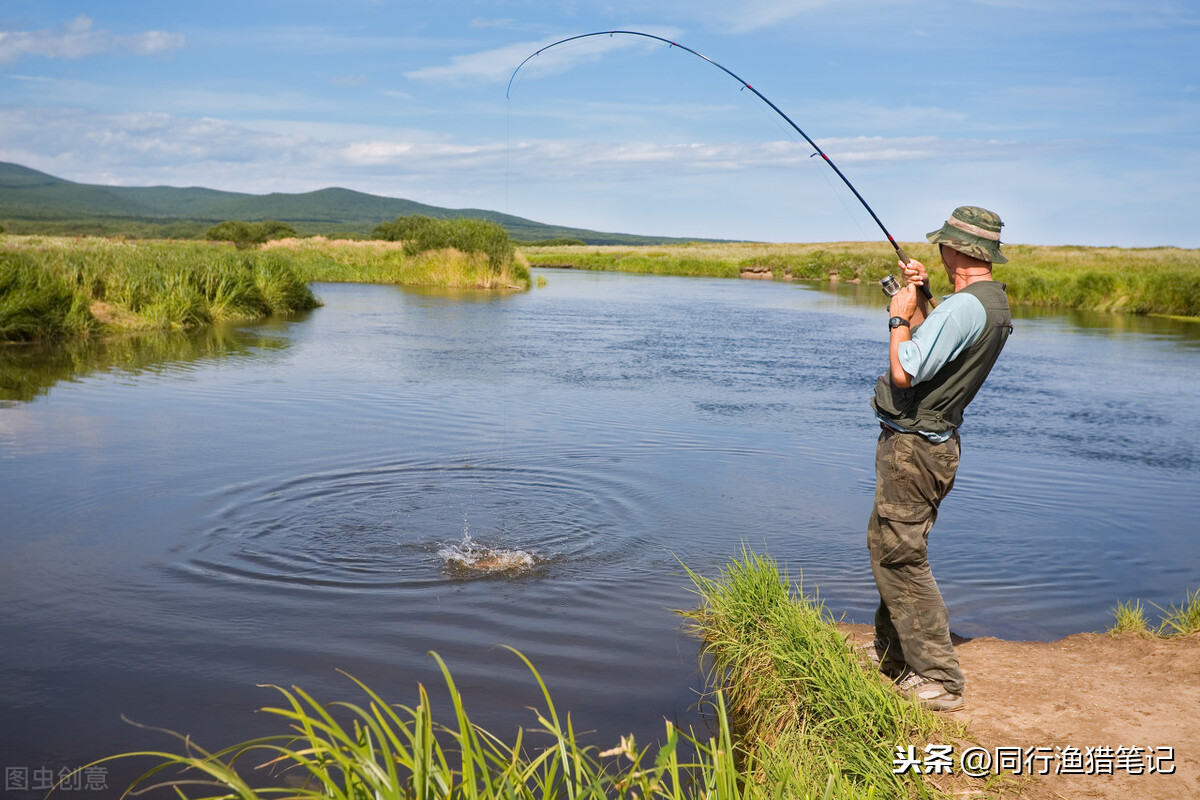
[{"left": 883, "top": 247, "right": 936, "bottom": 307}]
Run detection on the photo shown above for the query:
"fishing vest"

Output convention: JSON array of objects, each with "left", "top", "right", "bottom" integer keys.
[{"left": 872, "top": 281, "right": 1012, "bottom": 435}]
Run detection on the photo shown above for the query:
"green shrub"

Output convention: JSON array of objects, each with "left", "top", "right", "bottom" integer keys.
[
  {"left": 371, "top": 214, "right": 438, "bottom": 242},
  {"left": 206, "top": 220, "right": 298, "bottom": 249},
  {"left": 403, "top": 217, "right": 515, "bottom": 274}
]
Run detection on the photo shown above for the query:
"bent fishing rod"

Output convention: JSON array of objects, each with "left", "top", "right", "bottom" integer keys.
[{"left": 508, "top": 30, "right": 934, "bottom": 303}]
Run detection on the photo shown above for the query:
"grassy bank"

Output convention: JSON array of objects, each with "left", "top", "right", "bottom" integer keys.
[
  {"left": 265, "top": 236, "right": 532, "bottom": 290},
  {"left": 1, "top": 237, "right": 318, "bottom": 341},
  {"left": 0, "top": 233, "right": 533, "bottom": 342},
  {"left": 523, "top": 242, "right": 1200, "bottom": 319},
  {"left": 683, "top": 549, "right": 958, "bottom": 799}
]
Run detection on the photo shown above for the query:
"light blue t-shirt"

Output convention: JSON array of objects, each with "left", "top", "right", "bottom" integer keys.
[{"left": 877, "top": 291, "right": 987, "bottom": 442}]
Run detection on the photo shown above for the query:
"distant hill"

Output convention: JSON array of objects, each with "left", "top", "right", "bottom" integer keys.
[{"left": 0, "top": 162, "right": 726, "bottom": 245}]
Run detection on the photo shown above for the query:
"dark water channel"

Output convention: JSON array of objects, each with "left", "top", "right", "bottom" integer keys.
[{"left": 3, "top": 268, "right": 1198, "bottom": 787}]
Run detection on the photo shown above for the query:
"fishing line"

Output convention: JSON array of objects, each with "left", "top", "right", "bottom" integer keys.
[
  {"left": 508, "top": 30, "right": 932, "bottom": 297},
  {"left": 505, "top": 95, "right": 510, "bottom": 217},
  {"left": 810, "top": 152, "right": 875, "bottom": 243}
]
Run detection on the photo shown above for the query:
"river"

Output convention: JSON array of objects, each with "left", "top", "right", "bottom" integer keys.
[{"left": 2, "top": 268, "right": 1198, "bottom": 790}]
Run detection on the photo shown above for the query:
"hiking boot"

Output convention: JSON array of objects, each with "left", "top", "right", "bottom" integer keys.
[
  {"left": 893, "top": 670, "right": 964, "bottom": 713},
  {"left": 858, "top": 640, "right": 906, "bottom": 679}
]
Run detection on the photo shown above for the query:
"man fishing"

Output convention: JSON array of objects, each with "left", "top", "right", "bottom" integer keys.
[{"left": 866, "top": 206, "right": 1013, "bottom": 712}]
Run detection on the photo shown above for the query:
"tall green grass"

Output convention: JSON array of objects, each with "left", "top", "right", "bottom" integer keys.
[
  {"left": 75, "top": 648, "right": 879, "bottom": 800},
  {"left": 1, "top": 231, "right": 535, "bottom": 342},
  {"left": 270, "top": 237, "right": 531, "bottom": 290},
  {"left": 1107, "top": 599, "right": 1150, "bottom": 635},
  {"left": 0, "top": 237, "right": 319, "bottom": 341},
  {"left": 681, "top": 548, "right": 955, "bottom": 800},
  {"left": 524, "top": 242, "right": 1200, "bottom": 319},
  {"left": 0, "top": 250, "right": 97, "bottom": 341},
  {"left": 1155, "top": 587, "right": 1200, "bottom": 636},
  {"left": 1109, "top": 587, "right": 1200, "bottom": 636},
  {"left": 522, "top": 242, "right": 920, "bottom": 284}
]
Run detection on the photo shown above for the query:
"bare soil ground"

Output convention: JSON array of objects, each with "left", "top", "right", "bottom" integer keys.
[{"left": 840, "top": 624, "right": 1200, "bottom": 799}]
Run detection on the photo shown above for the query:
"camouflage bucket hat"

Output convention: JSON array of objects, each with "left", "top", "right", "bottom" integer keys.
[{"left": 927, "top": 205, "right": 1008, "bottom": 264}]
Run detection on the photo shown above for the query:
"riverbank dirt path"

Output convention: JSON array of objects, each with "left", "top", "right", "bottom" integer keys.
[{"left": 840, "top": 624, "right": 1200, "bottom": 799}]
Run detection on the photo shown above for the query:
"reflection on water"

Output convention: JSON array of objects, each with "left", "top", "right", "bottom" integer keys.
[
  {"left": 1, "top": 272, "right": 1197, "bottom": 793},
  {"left": 0, "top": 318, "right": 303, "bottom": 403}
]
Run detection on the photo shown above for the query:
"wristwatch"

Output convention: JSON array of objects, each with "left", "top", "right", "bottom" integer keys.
[{"left": 888, "top": 316, "right": 910, "bottom": 330}]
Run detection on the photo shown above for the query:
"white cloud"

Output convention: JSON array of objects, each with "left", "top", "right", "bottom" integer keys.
[
  {"left": 1, "top": 106, "right": 1186, "bottom": 245},
  {"left": 0, "top": 16, "right": 183, "bottom": 64},
  {"left": 408, "top": 31, "right": 677, "bottom": 86},
  {"left": 127, "top": 29, "right": 186, "bottom": 56},
  {"left": 0, "top": 107, "right": 1026, "bottom": 190}
]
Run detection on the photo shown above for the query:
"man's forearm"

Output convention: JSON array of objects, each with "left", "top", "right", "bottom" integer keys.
[{"left": 889, "top": 327, "right": 913, "bottom": 388}]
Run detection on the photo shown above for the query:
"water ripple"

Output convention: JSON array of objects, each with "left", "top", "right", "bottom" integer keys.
[{"left": 169, "top": 454, "right": 653, "bottom": 592}]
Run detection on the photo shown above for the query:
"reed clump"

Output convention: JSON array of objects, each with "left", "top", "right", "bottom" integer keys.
[
  {"left": 1, "top": 237, "right": 319, "bottom": 341},
  {"left": 523, "top": 242, "right": 1200, "bottom": 319},
  {"left": 1107, "top": 599, "right": 1151, "bottom": 635},
  {"left": 681, "top": 548, "right": 956, "bottom": 799},
  {"left": 1108, "top": 587, "right": 1200, "bottom": 637},
  {"left": 75, "top": 648, "right": 881, "bottom": 800},
  {"left": 0, "top": 250, "right": 97, "bottom": 341}
]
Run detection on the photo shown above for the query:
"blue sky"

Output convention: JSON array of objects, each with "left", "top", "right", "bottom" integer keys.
[{"left": 2, "top": 1, "right": 1197, "bottom": 247}]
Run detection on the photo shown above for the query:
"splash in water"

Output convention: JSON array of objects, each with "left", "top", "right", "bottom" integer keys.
[{"left": 438, "top": 533, "right": 535, "bottom": 575}]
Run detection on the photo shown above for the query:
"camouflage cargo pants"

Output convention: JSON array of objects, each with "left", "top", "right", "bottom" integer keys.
[{"left": 867, "top": 425, "right": 965, "bottom": 695}]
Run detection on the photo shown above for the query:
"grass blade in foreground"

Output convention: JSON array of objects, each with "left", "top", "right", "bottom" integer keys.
[{"left": 72, "top": 646, "right": 883, "bottom": 800}]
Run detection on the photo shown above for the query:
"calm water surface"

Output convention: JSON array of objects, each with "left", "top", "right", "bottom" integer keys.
[{"left": 2, "top": 269, "right": 1198, "bottom": 785}]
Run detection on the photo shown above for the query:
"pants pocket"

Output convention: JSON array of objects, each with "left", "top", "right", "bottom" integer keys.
[{"left": 871, "top": 499, "right": 933, "bottom": 567}]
